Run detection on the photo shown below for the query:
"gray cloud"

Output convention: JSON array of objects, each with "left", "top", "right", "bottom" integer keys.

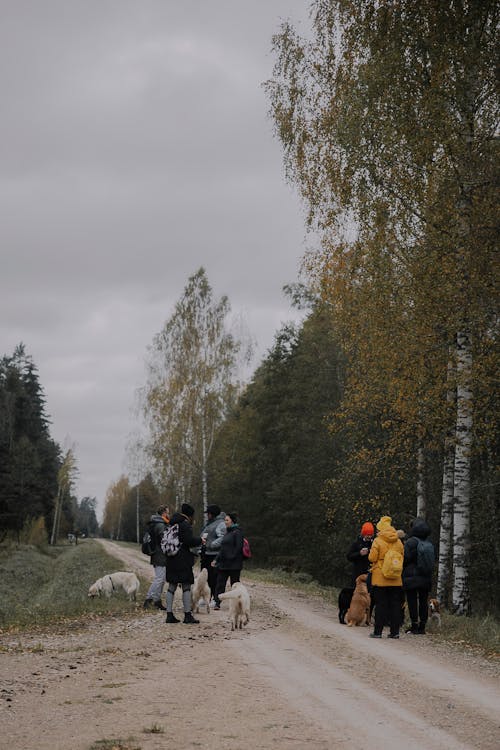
[{"left": 1, "top": 1, "right": 312, "bottom": 516}]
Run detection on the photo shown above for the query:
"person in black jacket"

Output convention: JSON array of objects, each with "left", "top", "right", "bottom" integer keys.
[
  {"left": 346, "top": 522, "right": 374, "bottom": 586},
  {"left": 143, "top": 505, "right": 169, "bottom": 610},
  {"left": 165, "top": 503, "right": 203, "bottom": 624},
  {"left": 403, "top": 518, "right": 434, "bottom": 634},
  {"left": 212, "top": 512, "right": 244, "bottom": 609}
]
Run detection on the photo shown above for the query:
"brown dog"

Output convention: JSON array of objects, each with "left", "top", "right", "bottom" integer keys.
[
  {"left": 345, "top": 573, "right": 371, "bottom": 626},
  {"left": 428, "top": 598, "right": 441, "bottom": 627}
]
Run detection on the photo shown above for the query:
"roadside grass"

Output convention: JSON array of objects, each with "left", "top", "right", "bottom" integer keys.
[
  {"left": 244, "top": 566, "right": 500, "bottom": 658},
  {"left": 0, "top": 539, "right": 148, "bottom": 631}
]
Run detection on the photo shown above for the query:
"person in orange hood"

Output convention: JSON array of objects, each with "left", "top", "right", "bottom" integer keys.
[{"left": 368, "top": 516, "right": 404, "bottom": 639}]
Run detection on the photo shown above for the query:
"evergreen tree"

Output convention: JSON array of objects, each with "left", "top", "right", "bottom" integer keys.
[
  {"left": 0, "top": 345, "right": 60, "bottom": 539},
  {"left": 210, "top": 307, "right": 344, "bottom": 582}
]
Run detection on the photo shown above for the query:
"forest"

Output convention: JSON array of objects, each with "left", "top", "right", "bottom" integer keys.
[{"left": 1, "top": 2, "right": 498, "bottom": 617}]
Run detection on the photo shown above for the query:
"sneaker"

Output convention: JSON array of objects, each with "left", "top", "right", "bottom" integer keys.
[
  {"left": 183, "top": 612, "right": 199, "bottom": 624},
  {"left": 143, "top": 598, "right": 153, "bottom": 609},
  {"left": 165, "top": 612, "right": 180, "bottom": 623},
  {"left": 154, "top": 600, "right": 167, "bottom": 611},
  {"left": 387, "top": 634, "right": 400, "bottom": 639},
  {"left": 369, "top": 632, "right": 382, "bottom": 638},
  {"left": 213, "top": 604, "right": 220, "bottom": 610}
]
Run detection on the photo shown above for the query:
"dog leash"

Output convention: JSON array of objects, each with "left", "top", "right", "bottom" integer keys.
[{"left": 108, "top": 575, "right": 115, "bottom": 591}]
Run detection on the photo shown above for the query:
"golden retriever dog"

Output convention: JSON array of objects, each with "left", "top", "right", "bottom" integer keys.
[
  {"left": 219, "top": 582, "right": 250, "bottom": 630},
  {"left": 192, "top": 567, "right": 211, "bottom": 614},
  {"left": 345, "top": 573, "right": 371, "bottom": 627},
  {"left": 428, "top": 598, "right": 441, "bottom": 627},
  {"left": 88, "top": 572, "right": 140, "bottom": 601}
]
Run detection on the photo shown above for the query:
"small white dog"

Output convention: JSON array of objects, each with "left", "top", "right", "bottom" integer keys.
[
  {"left": 192, "top": 567, "right": 211, "bottom": 614},
  {"left": 88, "top": 572, "right": 140, "bottom": 601},
  {"left": 219, "top": 581, "right": 250, "bottom": 630}
]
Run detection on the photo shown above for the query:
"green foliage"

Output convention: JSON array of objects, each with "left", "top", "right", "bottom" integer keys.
[
  {"left": 266, "top": 0, "right": 499, "bottom": 612},
  {"left": 75, "top": 496, "right": 99, "bottom": 537},
  {"left": 209, "top": 306, "right": 344, "bottom": 583},
  {"left": 0, "top": 344, "right": 61, "bottom": 538}
]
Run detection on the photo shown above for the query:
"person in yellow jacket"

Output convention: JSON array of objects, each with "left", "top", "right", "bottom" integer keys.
[{"left": 368, "top": 515, "right": 404, "bottom": 639}]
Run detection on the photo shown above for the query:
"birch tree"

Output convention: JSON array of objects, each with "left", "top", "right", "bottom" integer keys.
[
  {"left": 50, "top": 447, "right": 78, "bottom": 545},
  {"left": 268, "top": 1, "right": 498, "bottom": 613},
  {"left": 142, "top": 268, "right": 245, "bottom": 516}
]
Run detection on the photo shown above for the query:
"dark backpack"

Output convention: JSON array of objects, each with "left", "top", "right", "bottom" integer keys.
[
  {"left": 141, "top": 523, "right": 157, "bottom": 556},
  {"left": 161, "top": 523, "right": 181, "bottom": 557},
  {"left": 416, "top": 538, "right": 435, "bottom": 575}
]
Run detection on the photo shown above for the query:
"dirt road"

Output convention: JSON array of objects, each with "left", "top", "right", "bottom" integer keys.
[{"left": 1, "top": 540, "right": 499, "bottom": 750}]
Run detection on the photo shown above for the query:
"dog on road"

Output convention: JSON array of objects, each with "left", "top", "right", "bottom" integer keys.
[
  {"left": 345, "top": 574, "right": 371, "bottom": 627},
  {"left": 88, "top": 572, "right": 140, "bottom": 601},
  {"left": 192, "top": 567, "right": 211, "bottom": 614},
  {"left": 219, "top": 582, "right": 250, "bottom": 630}
]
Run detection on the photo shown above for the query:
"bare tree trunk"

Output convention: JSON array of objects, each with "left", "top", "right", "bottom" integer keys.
[
  {"left": 416, "top": 444, "right": 426, "bottom": 518},
  {"left": 438, "top": 444, "right": 455, "bottom": 605},
  {"left": 437, "top": 356, "right": 456, "bottom": 606},
  {"left": 50, "top": 487, "right": 62, "bottom": 545},
  {"left": 451, "top": 329, "right": 473, "bottom": 615}
]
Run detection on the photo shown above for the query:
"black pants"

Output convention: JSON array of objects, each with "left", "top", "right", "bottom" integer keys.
[
  {"left": 372, "top": 585, "right": 402, "bottom": 636},
  {"left": 215, "top": 569, "right": 241, "bottom": 605},
  {"left": 200, "top": 554, "right": 218, "bottom": 600},
  {"left": 405, "top": 587, "right": 429, "bottom": 626}
]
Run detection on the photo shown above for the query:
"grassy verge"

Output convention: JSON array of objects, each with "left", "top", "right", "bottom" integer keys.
[
  {"left": 0, "top": 539, "right": 148, "bottom": 631},
  {"left": 244, "top": 566, "right": 500, "bottom": 659}
]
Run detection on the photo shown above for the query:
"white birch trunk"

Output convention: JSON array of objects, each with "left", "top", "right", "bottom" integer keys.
[
  {"left": 416, "top": 444, "right": 426, "bottom": 518},
  {"left": 451, "top": 329, "right": 473, "bottom": 615},
  {"left": 50, "top": 486, "right": 62, "bottom": 545},
  {"left": 437, "top": 356, "right": 455, "bottom": 606}
]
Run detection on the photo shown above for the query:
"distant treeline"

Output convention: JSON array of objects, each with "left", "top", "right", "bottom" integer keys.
[{"left": 0, "top": 345, "right": 98, "bottom": 543}]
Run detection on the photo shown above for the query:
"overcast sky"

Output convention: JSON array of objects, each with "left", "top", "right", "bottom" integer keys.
[{"left": 1, "top": 1, "right": 314, "bottom": 518}]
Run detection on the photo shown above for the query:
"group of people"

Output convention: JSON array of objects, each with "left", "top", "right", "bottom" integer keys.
[
  {"left": 346, "top": 514, "right": 434, "bottom": 639},
  {"left": 143, "top": 502, "right": 245, "bottom": 624}
]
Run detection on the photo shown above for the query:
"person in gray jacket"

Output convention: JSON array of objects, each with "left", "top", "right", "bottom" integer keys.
[
  {"left": 143, "top": 505, "right": 170, "bottom": 610},
  {"left": 200, "top": 504, "right": 226, "bottom": 604}
]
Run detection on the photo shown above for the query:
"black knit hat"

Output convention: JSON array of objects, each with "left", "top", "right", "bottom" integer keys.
[
  {"left": 206, "top": 504, "right": 221, "bottom": 516},
  {"left": 181, "top": 503, "right": 195, "bottom": 518}
]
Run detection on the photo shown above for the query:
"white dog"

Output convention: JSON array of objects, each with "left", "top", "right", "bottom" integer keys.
[
  {"left": 192, "top": 567, "right": 211, "bottom": 614},
  {"left": 88, "top": 572, "right": 140, "bottom": 601},
  {"left": 219, "top": 581, "right": 250, "bottom": 630}
]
